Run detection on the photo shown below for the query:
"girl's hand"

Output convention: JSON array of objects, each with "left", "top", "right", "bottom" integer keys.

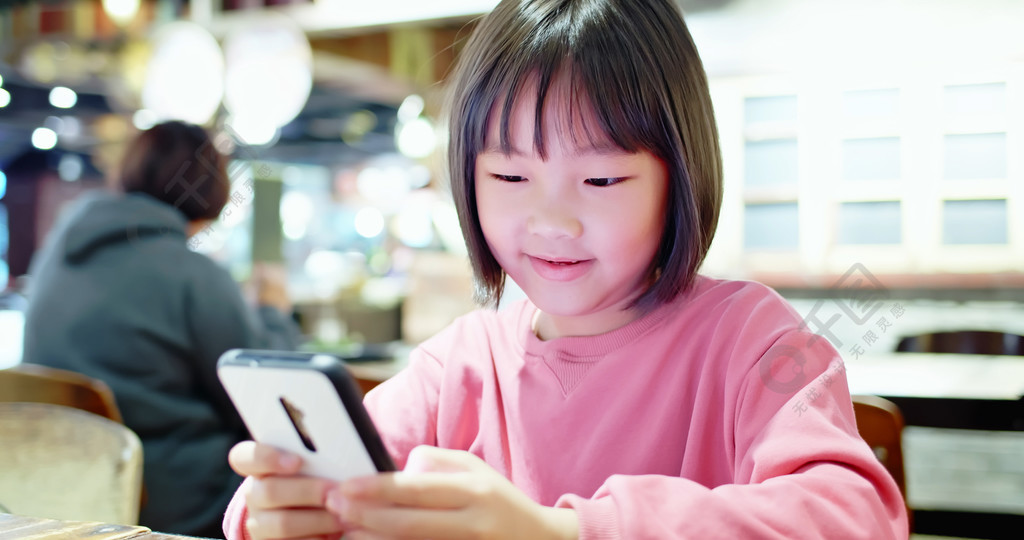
[
  {"left": 228, "top": 441, "right": 346, "bottom": 540},
  {"left": 325, "top": 445, "right": 578, "bottom": 540}
]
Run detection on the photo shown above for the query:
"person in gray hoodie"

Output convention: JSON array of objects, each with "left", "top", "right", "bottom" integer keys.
[{"left": 21, "top": 121, "right": 301, "bottom": 537}]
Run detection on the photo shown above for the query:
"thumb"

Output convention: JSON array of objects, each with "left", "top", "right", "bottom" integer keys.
[{"left": 403, "top": 445, "right": 483, "bottom": 474}]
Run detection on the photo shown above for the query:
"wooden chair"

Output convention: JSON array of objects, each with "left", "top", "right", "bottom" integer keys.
[
  {"left": 0, "top": 402, "right": 144, "bottom": 525},
  {"left": 0, "top": 363, "right": 123, "bottom": 423},
  {"left": 852, "top": 394, "right": 912, "bottom": 531}
]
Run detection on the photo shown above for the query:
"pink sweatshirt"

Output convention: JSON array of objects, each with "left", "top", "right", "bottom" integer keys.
[{"left": 224, "top": 276, "right": 908, "bottom": 539}]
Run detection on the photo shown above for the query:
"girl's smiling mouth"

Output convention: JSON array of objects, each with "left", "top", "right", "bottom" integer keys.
[{"left": 527, "top": 255, "right": 594, "bottom": 281}]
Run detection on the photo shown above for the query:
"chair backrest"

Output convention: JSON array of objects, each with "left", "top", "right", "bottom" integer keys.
[
  {"left": 895, "top": 330, "right": 1024, "bottom": 356},
  {"left": 0, "top": 363, "right": 123, "bottom": 423},
  {"left": 0, "top": 402, "right": 144, "bottom": 525},
  {"left": 852, "top": 394, "right": 911, "bottom": 530}
]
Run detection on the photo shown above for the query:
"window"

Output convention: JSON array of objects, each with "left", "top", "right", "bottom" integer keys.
[
  {"left": 744, "top": 202, "right": 799, "bottom": 250},
  {"left": 719, "top": 72, "right": 1019, "bottom": 279},
  {"left": 837, "top": 202, "right": 902, "bottom": 245},
  {"left": 741, "top": 95, "right": 800, "bottom": 251},
  {"left": 944, "top": 83, "right": 1006, "bottom": 120},
  {"left": 942, "top": 199, "right": 1008, "bottom": 245},
  {"left": 943, "top": 133, "right": 1007, "bottom": 180}
]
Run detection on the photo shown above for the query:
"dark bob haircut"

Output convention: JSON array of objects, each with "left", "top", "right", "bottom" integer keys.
[
  {"left": 117, "top": 121, "right": 229, "bottom": 222},
  {"left": 445, "top": 0, "right": 723, "bottom": 310}
]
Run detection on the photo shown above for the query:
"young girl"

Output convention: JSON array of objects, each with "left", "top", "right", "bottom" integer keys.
[{"left": 224, "top": 0, "right": 908, "bottom": 538}]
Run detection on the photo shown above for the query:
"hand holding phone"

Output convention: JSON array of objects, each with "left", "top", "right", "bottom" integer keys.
[{"left": 218, "top": 349, "right": 396, "bottom": 482}]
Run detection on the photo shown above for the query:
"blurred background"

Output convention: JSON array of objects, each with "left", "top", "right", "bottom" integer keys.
[{"left": 0, "top": 0, "right": 1022, "bottom": 536}]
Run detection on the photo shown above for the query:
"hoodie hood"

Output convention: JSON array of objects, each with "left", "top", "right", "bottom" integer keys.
[{"left": 61, "top": 192, "right": 188, "bottom": 264}]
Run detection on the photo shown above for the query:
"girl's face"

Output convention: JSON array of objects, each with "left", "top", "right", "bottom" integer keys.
[{"left": 475, "top": 84, "right": 670, "bottom": 340}]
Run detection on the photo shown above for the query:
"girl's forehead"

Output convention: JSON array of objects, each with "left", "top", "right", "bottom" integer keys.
[{"left": 480, "top": 81, "right": 619, "bottom": 155}]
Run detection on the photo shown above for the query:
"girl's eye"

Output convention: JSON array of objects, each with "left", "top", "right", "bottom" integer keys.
[
  {"left": 493, "top": 174, "right": 526, "bottom": 183},
  {"left": 585, "top": 177, "right": 625, "bottom": 187}
]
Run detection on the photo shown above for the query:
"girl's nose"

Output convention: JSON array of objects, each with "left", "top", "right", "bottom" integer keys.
[{"left": 526, "top": 200, "right": 583, "bottom": 240}]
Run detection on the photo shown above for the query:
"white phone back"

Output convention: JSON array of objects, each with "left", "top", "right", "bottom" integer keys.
[{"left": 219, "top": 364, "right": 378, "bottom": 482}]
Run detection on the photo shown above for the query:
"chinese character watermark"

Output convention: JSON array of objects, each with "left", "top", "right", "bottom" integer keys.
[{"left": 790, "top": 359, "right": 847, "bottom": 417}]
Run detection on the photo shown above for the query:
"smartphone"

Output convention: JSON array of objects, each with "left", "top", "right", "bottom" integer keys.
[{"left": 217, "top": 349, "right": 396, "bottom": 481}]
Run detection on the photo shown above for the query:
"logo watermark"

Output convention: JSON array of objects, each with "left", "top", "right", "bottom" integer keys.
[{"left": 759, "top": 262, "right": 910, "bottom": 413}]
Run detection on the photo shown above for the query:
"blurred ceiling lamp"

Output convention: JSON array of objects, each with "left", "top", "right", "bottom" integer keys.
[
  {"left": 49, "top": 87, "right": 77, "bottom": 109},
  {"left": 43, "top": 116, "right": 65, "bottom": 134},
  {"left": 397, "top": 94, "right": 424, "bottom": 123},
  {"left": 32, "top": 128, "right": 58, "bottom": 150},
  {"left": 354, "top": 207, "right": 386, "bottom": 238},
  {"left": 392, "top": 204, "right": 434, "bottom": 248},
  {"left": 396, "top": 116, "right": 436, "bottom": 159},
  {"left": 142, "top": 21, "right": 224, "bottom": 125},
  {"left": 60, "top": 116, "right": 82, "bottom": 138},
  {"left": 356, "top": 164, "right": 411, "bottom": 206},
  {"left": 0, "top": 88, "right": 9, "bottom": 108},
  {"left": 223, "top": 12, "right": 312, "bottom": 147},
  {"left": 19, "top": 41, "right": 90, "bottom": 86},
  {"left": 395, "top": 93, "right": 436, "bottom": 158},
  {"left": 341, "top": 109, "right": 378, "bottom": 145},
  {"left": 107, "top": 39, "right": 154, "bottom": 113},
  {"left": 132, "top": 109, "right": 158, "bottom": 131},
  {"left": 280, "top": 191, "right": 315, "bottom": 240},
  {"left": 58, "top": 154, "right": 84, "bottom": 182},
  {"left": 223, "top": 114, "right": 279, "bottom": 147},
  {"left": 102, "top": 0, "right": 141, "bottom": 26}
]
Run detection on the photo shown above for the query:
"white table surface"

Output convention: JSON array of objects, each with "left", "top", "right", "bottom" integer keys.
[{"left": 844, "top": 352, "right": 1024, "bottom": 400}]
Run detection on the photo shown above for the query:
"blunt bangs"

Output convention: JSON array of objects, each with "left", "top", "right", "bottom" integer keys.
[{"left": 446, "top": 0, "right": 722, "bottom": 309}]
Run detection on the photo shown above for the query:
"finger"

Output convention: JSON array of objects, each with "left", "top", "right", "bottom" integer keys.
[
  {"left": 229, "top": 441, "right": 303, "bottom": 478},
  {"left": 336, "top": 503, "right": 478, "bottom": 540},
  {"left": 404, "top": 445, "right": 483, "bottom": 474},
  {"left": 248, "top": 476, "right": 337, "bottom": 510},
  {"left": 246, "top": 509, "right": 344, "bottom": 540},
  {"left": 334, "top": 472, "right": 479, "bottom": 509}
]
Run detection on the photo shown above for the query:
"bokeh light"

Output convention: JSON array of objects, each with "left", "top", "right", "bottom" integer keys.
[
  {"left": 396, "top": 117, "right": 437, "bottom": 159},
  {"left": 48, "top": 87, "right": 77, "bottom": 109},
  {"left": 101, "top": 0, "right": 141, "bottom": 26},
  {"left": 58, "top": 154, "right": 83, "bottom": 182},
  {"left": 354, "top": 207, "right": 385, "bottom": 238},
  {"left": 132, "top": 109, "right": 157, "bottom": 131},
  {"left": 223, "top": 12, "right": 312, "bottom": 138},
  {"left": 142, "top": 21, "right": 224, "bottom": 125},
  {"left": 31, "top": 128, "right": 57, "bottom": 150}
]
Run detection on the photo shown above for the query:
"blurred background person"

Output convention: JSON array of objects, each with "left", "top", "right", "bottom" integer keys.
[{"left": 20, "top": 121, "right": 301, "bottom": 538}]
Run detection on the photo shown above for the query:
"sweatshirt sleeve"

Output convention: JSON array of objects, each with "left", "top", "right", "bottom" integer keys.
[
  {"left": 554, "top": 332, "right": 909, "bottom": 540},
  {"left": 223, "top": 477, "right": 252, "bottom": 540},
  {"left": 362, "top": 346, "right": 445, "bottom": 468}
]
